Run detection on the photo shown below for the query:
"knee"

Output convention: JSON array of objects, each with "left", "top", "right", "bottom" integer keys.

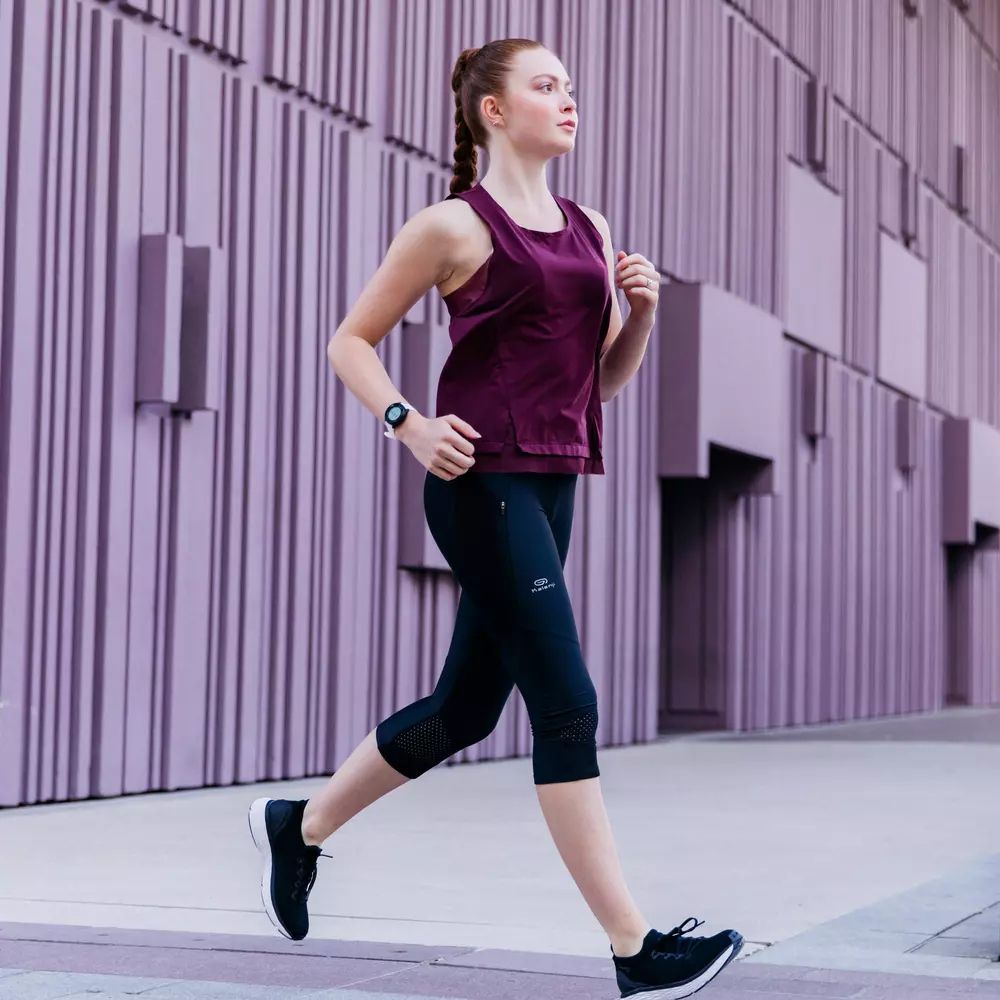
[
  {"left": 375, "top": 709, "right": 459, "bottom": 779},
  {"left": 530, "top": 701, "right": 600, "bottom": 784},
  {"left": 450, "top": 711, "right": 506, "bottom": 750},
  {"left": 375, "top": 703, "right": 506, "bottom": 779}
]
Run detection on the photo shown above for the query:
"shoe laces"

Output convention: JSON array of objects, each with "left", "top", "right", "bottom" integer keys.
[
  {"left": 649, "top": 917, "right": 707, "bottom": 960},
  {"left": 290, "top": 846, "right": 333, "bottom": 903}
]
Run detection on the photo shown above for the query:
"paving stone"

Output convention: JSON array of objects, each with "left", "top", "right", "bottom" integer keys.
[
  {"left": 917, "top": 936, "right": 997, "bottom": 959},
  {"left": 311, "top": 963, "right": 611, "bottom": 1000},
  {"left": 55, "top": 995, "right": 172, "bottom": 1000},
  {"left": 0, "top": 970, "right": 176, "bottom": 999},
  {"left": 721, "top": 976, "right": 862, "bottom": 996},
  {"left": 309, "top": 992, "right": 473, "bottom": 1000},
  {"left": 142, "top": 982, "right": 321, "bottom": 999},
  {"left": 942, "top": 905, "right": 1000, "bottom": 936},
  {"left": 855, "top": 985, "right": 1000, "bottom": 999},
  {"left": 706, "top": 992, "right": 850, "bottom": 1000}
]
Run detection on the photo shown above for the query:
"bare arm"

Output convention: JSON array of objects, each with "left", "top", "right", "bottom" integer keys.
[
  {"left": 581, "top": 206, "right": 654, "bottom": 403},
  {"left": 326, "top": 203, "right": 483, "bottom": 480}
]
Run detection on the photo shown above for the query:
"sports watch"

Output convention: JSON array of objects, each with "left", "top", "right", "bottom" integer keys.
[{"left": 383, "top": 400, "right": 413, "bottom": 439}]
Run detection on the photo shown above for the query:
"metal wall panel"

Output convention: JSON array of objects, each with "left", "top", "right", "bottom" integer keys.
[
  {"left": 0, "top": 0, "right": 998, "bottom": 805},
  {"left": 660, "top": 348, "right": 947, "bottom": 731}
]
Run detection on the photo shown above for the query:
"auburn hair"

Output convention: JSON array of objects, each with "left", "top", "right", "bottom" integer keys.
[{"left": 449, "top": 38, "right": 543, "bottom": 195}]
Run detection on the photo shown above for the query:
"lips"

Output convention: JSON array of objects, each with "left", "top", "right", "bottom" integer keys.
[{"left": 558, "top": 122, "right": 576, "bottom": 130}]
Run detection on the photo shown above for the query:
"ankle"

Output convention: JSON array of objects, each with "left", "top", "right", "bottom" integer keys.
[
  {"left": 610, "top": 926, "right": 652, "bottom": 959},
  {"left": 299, "top": 802, "right": 326, "bottom": 847}
]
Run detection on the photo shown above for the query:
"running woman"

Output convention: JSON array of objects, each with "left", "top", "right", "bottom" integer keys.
[{"left": 249, "top": 37, "right": 744, "bottom": 999}]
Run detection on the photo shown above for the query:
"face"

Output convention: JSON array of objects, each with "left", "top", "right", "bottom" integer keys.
[{"left": 483, "top": 48, "right": 578, "bottom": 153}]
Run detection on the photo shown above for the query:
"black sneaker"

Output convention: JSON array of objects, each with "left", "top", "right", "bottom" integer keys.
[
  {"left": 610, "top": 917, "right": 744, "bottom": 998},
  {"left": 247, "top": 797, "right": 333, "bottom": 941}
]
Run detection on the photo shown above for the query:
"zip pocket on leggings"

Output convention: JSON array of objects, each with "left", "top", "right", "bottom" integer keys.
[{"left": 497, "top": 495, "right": 519, "bottom": 615}]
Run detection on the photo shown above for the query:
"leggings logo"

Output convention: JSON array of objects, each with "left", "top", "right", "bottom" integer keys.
[{"left": 531, "top": 577, "right": 555, "bottom": 593}]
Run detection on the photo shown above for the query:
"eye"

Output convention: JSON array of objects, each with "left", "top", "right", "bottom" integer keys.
[{"left": 540, "top": 83, "right": 577, "bottom": 102}]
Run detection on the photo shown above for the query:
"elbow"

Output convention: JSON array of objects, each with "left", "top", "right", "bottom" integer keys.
[{"left": 326, "top": 330, "right": 348, "bottom": 373}]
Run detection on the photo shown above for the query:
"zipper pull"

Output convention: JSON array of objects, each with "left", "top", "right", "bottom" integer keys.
[{"left": 500, "top": 499, "right": 506, "bottom": 515}]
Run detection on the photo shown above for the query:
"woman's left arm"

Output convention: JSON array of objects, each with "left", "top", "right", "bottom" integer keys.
[{"left": 582, "top": 207, "right": 659, "bottom": 402}]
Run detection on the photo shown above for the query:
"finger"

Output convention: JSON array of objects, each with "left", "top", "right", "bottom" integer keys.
[
  {"left": 434, "top": 455, "right": 467, "bottom": 477},
  {"left": 615, "top": 264, "right": 652, "bottom": 284},
  {"left": 445, "top": 443, "right": 476, "bottom": 468},
  {"left": 444, "top": 413, "right": 482, "bottom": 440},
  {"left": 622, "top": 278, "right": 656, "bottom": 293},
  {"left": 618, "top": 273, "right": 657, "bottom": 289},
  {"left": 447, "top": 431, "right": 476, "bottom": 456},
  {"left": 615, "top": 252, "right": 645, "bottom": 268},
  {"left": 616, "top": 263, "right": 652, "bottom": 278}
]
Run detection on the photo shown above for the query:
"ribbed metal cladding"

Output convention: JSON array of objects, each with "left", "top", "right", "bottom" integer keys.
[{"left": 0, "top": 0, "right": 997, "bottom": 806}]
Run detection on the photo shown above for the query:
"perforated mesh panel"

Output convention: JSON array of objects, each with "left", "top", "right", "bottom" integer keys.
[
  {"left": 388, "top": 715, "right": 457, "bottom": 765},
  {"left": 531, "top": 704, "right": 599, "bottom": 744},
  {"left": 556, "top": 704, "right": 598, "bottom": 743}
]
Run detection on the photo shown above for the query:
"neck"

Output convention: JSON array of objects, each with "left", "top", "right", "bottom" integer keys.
[{"left": 478, "top": 159, "right": 553, "bottom": 210}]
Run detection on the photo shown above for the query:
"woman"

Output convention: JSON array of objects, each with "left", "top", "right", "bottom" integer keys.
[{"left": 248, "top": 37, "right": 744, "bottom": 999}]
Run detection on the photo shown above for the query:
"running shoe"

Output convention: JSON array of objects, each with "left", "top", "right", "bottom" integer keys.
[
  {"left": 610, "top": 917, "right": 744, "bottom": 998},
  {"left": 247, "top": 797, "right": 333, "bottom": 940}
]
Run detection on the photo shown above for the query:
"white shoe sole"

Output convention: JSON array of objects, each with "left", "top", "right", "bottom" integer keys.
[
  {"left": 615, "top": 935, "right": 743, "bottom": 999},
  {"left": 247, "top": 797, "right": 294, "bottom": 940}
]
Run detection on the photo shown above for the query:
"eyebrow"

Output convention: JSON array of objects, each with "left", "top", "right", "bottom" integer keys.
[{"left": 531, "top": 73, "right": 573, "bottom": 86}]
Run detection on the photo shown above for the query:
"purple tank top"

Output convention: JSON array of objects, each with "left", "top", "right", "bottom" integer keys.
[{"left": 437, "top": 182, "right": 612, "bottom": 475}]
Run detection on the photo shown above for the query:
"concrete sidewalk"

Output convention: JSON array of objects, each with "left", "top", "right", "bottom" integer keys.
[
  {"left": 1, "top": 706, "right": 999, "bottom": 996},
  {"left": 0, "top": 925, "right": 999, "bottom": 998}
]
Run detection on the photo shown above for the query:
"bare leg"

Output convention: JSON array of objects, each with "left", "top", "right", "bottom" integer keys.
[
  {"left": 536, "top": 776, "right": 652, "bottom": 958},
  {"left": 300, "top": 728, "right": 409, "bottom": 845},
  {"left": 298, "top": 731, "right": 648, "bottom": 955}
]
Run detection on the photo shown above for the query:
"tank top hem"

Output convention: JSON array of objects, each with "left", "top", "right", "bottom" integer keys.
[{"left": 471, "top": 449, "right": 604, "bottom": 475}]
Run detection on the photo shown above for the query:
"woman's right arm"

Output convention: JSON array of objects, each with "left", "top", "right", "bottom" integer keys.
[{"left": 326, "top": 203, "right": 482, "bottom": 480}]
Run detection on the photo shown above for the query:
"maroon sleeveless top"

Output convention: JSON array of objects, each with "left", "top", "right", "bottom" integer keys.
[{"left": 437, "top": 183, "right": 612, "bottom": 474}]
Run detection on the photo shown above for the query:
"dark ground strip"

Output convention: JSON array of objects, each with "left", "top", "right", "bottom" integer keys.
[{"left": 2, "top": 923, "right": 1000, "bottom": 999}]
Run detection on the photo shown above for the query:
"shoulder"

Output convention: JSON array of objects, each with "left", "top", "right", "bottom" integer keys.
[
  {"left": 574, "top": 203, "right": 613, "bottom": 259},
  {"left": 391, "top": 197, "right": 483, "bottom": 274},
  {"left": 401, "top": 197, "right": 476, "bottom": 244},
  {"left": 413, "top": 194, "right": 490, "bottom": 251},
  {"left": 577, "top": 204, "right": 611, "bottom": 244}
]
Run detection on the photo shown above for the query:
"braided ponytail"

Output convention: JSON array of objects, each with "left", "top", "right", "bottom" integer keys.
[
  {"left": 450, "top": 47, "right": 482, "bottom": 195},
  {"left": 449, "top": 38, "right": 543, "bottom": 195}
]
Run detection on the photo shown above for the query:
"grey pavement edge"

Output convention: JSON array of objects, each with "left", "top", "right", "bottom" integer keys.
[
  {"left": 0, "top": 967, "right": 460, "bottom": 1000},
  {"left": 746, "top": 851, "right": 1000, "bottom": 981},
  {"left": 4, "top": 942, "right": 1000, "bottom": 999}
]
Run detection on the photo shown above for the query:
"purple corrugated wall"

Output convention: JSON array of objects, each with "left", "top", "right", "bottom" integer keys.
[{"left": 0, "top": 0, "right": 998, "bottom": 806}]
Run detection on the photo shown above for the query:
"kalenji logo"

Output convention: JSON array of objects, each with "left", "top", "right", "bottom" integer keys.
[{"left": 531, "top": 577, "right": 555, "bottom": 593}]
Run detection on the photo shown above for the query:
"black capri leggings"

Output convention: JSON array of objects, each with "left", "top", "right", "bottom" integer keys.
[{"left": 374, "top": 469, "right": 600, "bottom": 785}]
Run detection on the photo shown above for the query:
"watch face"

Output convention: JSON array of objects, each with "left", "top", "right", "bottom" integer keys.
[{"left": 387, "top": 404, "right": 403, "bottom": 421}]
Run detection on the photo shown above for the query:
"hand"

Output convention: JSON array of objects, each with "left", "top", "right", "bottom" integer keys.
[
  {"left": 398, "top": 412, "right": 481, "bottom": 480},
  {"left": 615, "top": 250, "right": 659, "bottom": 320}
]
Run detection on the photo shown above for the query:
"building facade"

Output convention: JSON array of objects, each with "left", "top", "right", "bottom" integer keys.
[{"left": 0, "top": 0, "right": 998, "bottom": 806}]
